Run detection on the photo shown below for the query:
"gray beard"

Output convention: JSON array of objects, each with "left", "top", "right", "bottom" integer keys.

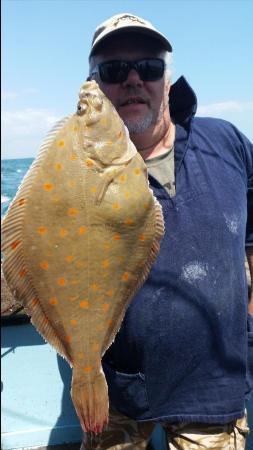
[{"left": 123, "top": 110, "right": 154, "bottom": 134}]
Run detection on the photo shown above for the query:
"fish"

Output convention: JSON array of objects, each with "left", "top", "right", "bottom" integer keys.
[{"left": 1, "top": 80, "right": 164, "bottom": 433}]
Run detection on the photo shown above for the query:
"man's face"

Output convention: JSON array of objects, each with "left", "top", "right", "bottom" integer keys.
[{"left": 90, "top": 35, "right": 171, "bottom": 135}]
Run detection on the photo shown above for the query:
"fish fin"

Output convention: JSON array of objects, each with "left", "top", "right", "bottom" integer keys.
[
  {"left": 71, "top": 368, "right": 108, "bottom": 433},
  {"left": 1, "top": 116, "right": 73, "bottom": 364},
  {"left": 94, "top": 174, "right": 114, "bottom": 206},
  {"left": 94, "top": 167, "right": 125, "bottom": 205}
]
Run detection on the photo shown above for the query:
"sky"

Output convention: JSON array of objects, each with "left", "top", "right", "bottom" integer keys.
[{"left": 2, "top": 0, "right": 253, "bottom": 159}]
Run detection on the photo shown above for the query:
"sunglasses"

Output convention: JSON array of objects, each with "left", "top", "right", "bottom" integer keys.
[{"left": 91, "top": 58, "right": 165, "bottom": 84}]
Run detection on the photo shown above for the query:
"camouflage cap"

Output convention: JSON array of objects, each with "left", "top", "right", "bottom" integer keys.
[{"left": 89, "top": 13, "right": 172, "bottom": 57}]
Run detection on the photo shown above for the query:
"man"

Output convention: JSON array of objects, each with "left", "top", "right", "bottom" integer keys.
[{"left": 81, "top": 13, "right": 253, "bottom": 450}]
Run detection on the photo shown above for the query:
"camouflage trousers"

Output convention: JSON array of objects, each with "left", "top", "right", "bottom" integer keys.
[{"left": 80, "top": 405, "right": 249, "bottom": 450}]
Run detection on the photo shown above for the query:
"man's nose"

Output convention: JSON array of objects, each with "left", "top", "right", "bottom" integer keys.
[{"left": 122, "top": 68, "right": 144, "bottom": 88}]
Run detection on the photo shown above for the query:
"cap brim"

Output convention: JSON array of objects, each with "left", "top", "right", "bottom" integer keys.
[{"left": 90, "top": 26, "right": 172, "bottom": 57}]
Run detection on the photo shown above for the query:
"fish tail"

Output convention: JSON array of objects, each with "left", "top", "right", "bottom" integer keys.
[{"left": 71, "top": 367, "right": 108, "bottom": 433}]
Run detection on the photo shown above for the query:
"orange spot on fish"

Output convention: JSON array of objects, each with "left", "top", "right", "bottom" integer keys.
[
  {"left": 18, "top": 198, "right": 26, "bottom": 206},
  {"left": 119, "top": 175, "right": 126, "bottom": 182},
  {"left": 103, "top": 303, "right": 110, "bottom": 312},
  {"left": 50, "top": 297, "right": 58, "bottom": 305},
  {"left": 70, "top": 319, "right": 77, "bottom": 326},
  {"left": 125, "top": 191, "right": 130, "bottom": 199},
  {"left": 79, "top": 226, "right": 87, "bottom": 234},
  {"left": 72, "top": 126, "right": 78, "bottom": 132},
  {"left": 44, "top": 183, "right": 55, "bottom": 193},
  {"left": 118, "top": 131, "right": 122, "bottom": 138},
  {"left": 57, "top": 140, "right": 65, "bottom": 147},
  {"left": 107, "top": 319, "right": 113, "bottom": 327},
  {"left": 68, "top": 208, "right": 78, "bottom": 216},
  {"left": 90, "top": 283, "right": 99, "bottom": 291},
  {"left": 112, "top": 202, "right": 119, "bottom": 209},
  {"left": 125, "top": 218, "right": 134, "bottom": 225},
  {"left": 139, "top": 234, "right": 145, "bottom": 241},
  {"left": 143, "top": 203, "right": 148, "bottom": 209},
  {"left": 19, "top": 269, "right": 26, "bottom": 278},
  {"left": 85, "top": 159, "right": 94, "bottom": 167},
  {"left": 38, "top": 226, "right": 48, "bottom": 234},
  {"left": 80, "top": 300, "right": 89, "bottom": 309},
  {"left": 122, "top": 272, "right": 129, "bottom": 281},
  {"left": 67, "top": 180, "right": 76, "bottom": 188},
  {"left": 40, "top": 261, "right": 49, "bottom": 270},
  {"left": 134, "top": 168, "right": 141, "bottom": 175},
  {"left": 32, "top": 298, "right": 39, "bottom": 306},
  {"left": 11, "top": 240, "right": 21, "bottom": 250},
  {"left": 55, "top": 163, "right": 62, "bottom": 171},
  {"left": 65, "top": 255, "right": 74, "bottom": 263},
  {"left": 102, "top": 259, "right": 110, "bottom": 268},
  {"left": 65, "top": 335, "right": 72, "bottom": 343},
  {"left": 113, "top": 234, "right": 121, "bottom": 241},
  {"left": 43, "top": 182, "right": 54, "bottom": 191},
  {"left": 57, "top": 278, "right": 66, "bottom": 286},
  {"left": 70, "top": 154, "right": 78, "bottom": 161},
  {"left": 59, "top": 228, "right": 68, "bottom": 238},
  {"left": 107, "top": 289, "right": 114, "bottom": 297},
  {"left": 83, "top": 366, "right": 92, "bottom": 373},
  {"left": 90, "top": 186, "right": 97, "bottom": 193},
  {"left": 92, "top": 343, "right": 100, "bottom": 352}
]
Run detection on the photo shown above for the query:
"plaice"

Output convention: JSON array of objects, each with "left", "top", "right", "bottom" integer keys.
[{"left": 1, "top": 80, "right": 164, "bottom": 433}]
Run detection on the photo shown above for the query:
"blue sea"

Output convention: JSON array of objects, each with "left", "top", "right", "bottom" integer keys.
[{"left": 1, "top": 158, "right": 34, "bottom": 220}]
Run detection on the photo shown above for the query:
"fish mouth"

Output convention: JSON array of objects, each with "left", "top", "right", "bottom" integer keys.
[{"left": 120, "top": 97, "right": 147, "bottom": 107}]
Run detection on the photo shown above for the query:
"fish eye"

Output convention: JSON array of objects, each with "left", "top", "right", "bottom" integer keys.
[{"left": 76, "top": 101, "right": 88, "bottom": 115}]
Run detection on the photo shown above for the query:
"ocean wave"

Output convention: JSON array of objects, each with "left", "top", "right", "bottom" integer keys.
[{"left": 1, "top": 195, "right": 10, "bottom": 204}]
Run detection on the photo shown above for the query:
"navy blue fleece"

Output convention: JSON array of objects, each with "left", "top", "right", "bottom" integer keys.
[{"left": 102, "top": 77, "right": 253, "bottom": 424}]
